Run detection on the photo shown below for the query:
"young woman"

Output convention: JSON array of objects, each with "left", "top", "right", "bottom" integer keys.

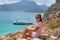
[{"left": 20, "top": 14, "right": 43, "bottom": 39}]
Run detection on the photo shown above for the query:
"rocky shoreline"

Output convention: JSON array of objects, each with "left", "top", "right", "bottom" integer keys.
[{"left": 0, "top": 32, "right": 60, "bottom": 40}]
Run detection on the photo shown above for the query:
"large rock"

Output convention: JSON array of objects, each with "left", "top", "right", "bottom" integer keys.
[
  {"left": 56, "top": 0, "right": 60, "bottom": 3},
  {"left": 43, "top": 0, "right": 60, "bottom": 22}
]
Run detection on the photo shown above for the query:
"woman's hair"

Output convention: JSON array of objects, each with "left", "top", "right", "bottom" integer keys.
[{"left": 36, "top": 14, "right": 42, "bottom": 22}]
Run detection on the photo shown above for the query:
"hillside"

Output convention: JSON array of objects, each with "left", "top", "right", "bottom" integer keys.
[
  {"left": 43, "top": 0, "right": 60, "bottom": 22},
  {"left": 42, "top": 18, "right": 60, "bottom": 35}
]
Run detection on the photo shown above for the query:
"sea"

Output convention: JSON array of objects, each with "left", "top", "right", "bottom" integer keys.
[{"left": 0, "top": 11, "right": 43, "bottom": 36}]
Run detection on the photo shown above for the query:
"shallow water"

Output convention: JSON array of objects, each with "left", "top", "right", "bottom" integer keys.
[{"left": 0, "top": 11, "right": 43, "bottom": 36}]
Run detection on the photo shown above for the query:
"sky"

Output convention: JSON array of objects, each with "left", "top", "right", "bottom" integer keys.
[{"left": 0, "top": 0, "right": 56, "bottom": 6}]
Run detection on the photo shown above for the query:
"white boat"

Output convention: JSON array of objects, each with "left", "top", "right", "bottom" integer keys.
[{"left": 13, "top": 20, "right": 33, "bottom": 25}]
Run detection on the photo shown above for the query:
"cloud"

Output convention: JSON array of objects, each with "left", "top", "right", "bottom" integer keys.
[
  {"left": 46, "top": 4, "right": 52, "bottom": 6},
  {"left": 33, "top": 0, "right": 55, "bottom": 4},
  {"left": 33, "top": 0, "right": 55, "bottom": 5},
  {"left": 36, "top": 2, "right": 44, "bottom": 5},
  {"left": 0, "top": 0, "right": 20, "bottom": 5},
  {"left": 33, "top": 0, "right": 55, "bottom": 6}
]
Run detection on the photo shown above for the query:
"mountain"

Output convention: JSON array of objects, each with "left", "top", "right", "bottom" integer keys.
[{"left": 0, "top": 0, "right": 48, "bottom": 13}]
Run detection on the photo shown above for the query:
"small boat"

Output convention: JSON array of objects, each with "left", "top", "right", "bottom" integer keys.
[{"left": 13, "top": 20, "right": 33, "bottom": 25}]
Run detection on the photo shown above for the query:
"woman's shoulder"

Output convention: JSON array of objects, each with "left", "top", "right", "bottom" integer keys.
[{"left": 36, "top": 22, "right": 42, "bottom": 26}]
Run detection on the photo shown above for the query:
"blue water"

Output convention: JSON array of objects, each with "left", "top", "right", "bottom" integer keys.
[{"left": 0, "top": 11, "right": 43, "bottom": 36}]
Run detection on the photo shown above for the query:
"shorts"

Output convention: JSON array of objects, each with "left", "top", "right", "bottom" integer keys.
[{"left": 32, "top": 32, "right": 40, "bottom": 38}]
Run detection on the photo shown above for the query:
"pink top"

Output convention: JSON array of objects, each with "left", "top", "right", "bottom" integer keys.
[{"left": 34, "top": 22, "right": 42, "bottom": 37}]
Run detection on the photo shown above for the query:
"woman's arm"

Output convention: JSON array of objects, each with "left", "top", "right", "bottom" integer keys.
[
  {"left": 26, "top": 25, "right": 39, "bottom": 32},
  {"left": 27, "top": 26, "right": 39, "bottom": 32},
  {"left": 31, "top": 26, "right": 39, "bottom": 32}
]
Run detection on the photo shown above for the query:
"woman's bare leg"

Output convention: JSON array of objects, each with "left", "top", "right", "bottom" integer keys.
[
  {"left": 22, "top": 28, "right": 32, "bottom": 38},
  {"left": 22, "top": 28, "right": 28, "bottom": 38},
  {"left": 26, "top": 29, "right": 32, "bottom": 38}
]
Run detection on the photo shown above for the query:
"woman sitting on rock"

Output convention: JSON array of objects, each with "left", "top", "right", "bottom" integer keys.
[{"left": 20, "top": 14, "right": 43, "bottom": 39}]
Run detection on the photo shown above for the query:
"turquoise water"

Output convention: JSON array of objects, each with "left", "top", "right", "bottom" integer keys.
[{"left": 0, "top": 11, "right": 43, "bottom": 36}]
